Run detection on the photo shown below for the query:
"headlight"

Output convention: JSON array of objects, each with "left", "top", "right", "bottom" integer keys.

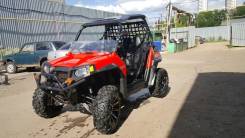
[
  {"left": 42, "top": 63, "right": 54, "bottom": 74},
  {"left": 43, "top": 64, "right": 50, "bottom": 73},
  {"left": 74, "top": 65, "right": 95, "bottom": 79}
]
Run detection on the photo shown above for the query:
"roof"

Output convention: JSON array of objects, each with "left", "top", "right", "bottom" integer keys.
[{"left": 83, "top": 14, "right": 146, "bottom": 27}]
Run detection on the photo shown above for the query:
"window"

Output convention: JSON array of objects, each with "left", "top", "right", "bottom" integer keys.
[
  {"left": 21, "top": 44, "right": 34, "bottom": 52},
  {"left": 36, "top": 42, "right": 51, "bottom": 51},
  {"left": 53, "top": 42, "right": 66, "bottom": 50},
  {"left": 60, "top": 43, "right": 71, "bottom": 50}
]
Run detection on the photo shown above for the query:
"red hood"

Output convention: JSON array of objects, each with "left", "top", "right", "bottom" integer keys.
[
  {"left": 49, "top": 51, "right": 127, "bottom": 77},
  {"left": 49, "top": 52, "right": 111, "bottom": 68}
]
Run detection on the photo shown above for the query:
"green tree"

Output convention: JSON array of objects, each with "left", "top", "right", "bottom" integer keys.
[
  {"left": 175, "top": 14, "right": 190, "bottom": 27},
  {"left": 196, "top": 10, "right": 226, "bottom": 27},
  {"left": 232, "top": 6, "right": 245, "bottom": 18}
]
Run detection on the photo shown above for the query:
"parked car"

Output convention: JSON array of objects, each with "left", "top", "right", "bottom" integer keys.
[
  {"left": 32, "top": 14, "right": 169, "bottom": 134},
  {"left": 1, "top": 41, "right": 66, "bottom": 73},
  {"left": 48, "top": 42, "right": 71, "bottom": 61}
]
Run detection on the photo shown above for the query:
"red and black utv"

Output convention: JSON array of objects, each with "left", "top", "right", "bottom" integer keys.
[{"left": 32, "top": 14, "right": 169, "bottom": 134}]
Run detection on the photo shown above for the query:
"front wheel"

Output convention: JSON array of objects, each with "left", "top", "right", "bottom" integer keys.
[
  {"left": 32, "top": 88, "right": 63, "bottom": 118},
  {"left": 92, "top": 85, "right": 121, "bottom": 134},
  {"left": 151, "top": 68, "right": 169, "bottom": 97}
]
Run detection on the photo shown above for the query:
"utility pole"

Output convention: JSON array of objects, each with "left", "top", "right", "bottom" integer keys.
[
  {"left": 166, "top": 0, "right": 173, "bottom": 45},
  {"left": 160, "top": 14, "right": 163, "bottom": 31}
]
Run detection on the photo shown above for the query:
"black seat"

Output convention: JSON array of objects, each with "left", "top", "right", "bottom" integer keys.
[{"left": 125, "top": 36, "right": 142, "bottom": 76}]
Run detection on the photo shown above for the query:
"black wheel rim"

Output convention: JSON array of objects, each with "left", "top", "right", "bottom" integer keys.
[{"left": 108, "top": 95, "right": 121, "bottom": 129}]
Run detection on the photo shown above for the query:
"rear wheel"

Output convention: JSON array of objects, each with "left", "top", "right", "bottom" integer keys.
[
  {"left": 32, "top": 88, "right": 63, "bottom": 118},
  {"left": 6, "top": 62, "right": 17, "bottom": 74},
  {"left": 92, "top": 85, "right": 121, "bottom": 134},
  {"left": 151, "top": 68, "right": 169, "bottom": 97}
]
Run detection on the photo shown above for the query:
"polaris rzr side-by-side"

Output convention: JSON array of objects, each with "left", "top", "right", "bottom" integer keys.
[{"left": 32, "top": 14, "right": 169, "bottom": 134}]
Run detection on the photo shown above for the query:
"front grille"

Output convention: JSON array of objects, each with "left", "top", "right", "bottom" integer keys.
[
  {"left": 56, "top": 71, "right": 68, "bottom": 83},
  {"left": 53, "top": 67, "right": 71, "bottom": 83}
]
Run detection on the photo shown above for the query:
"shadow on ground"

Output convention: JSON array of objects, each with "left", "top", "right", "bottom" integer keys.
[
  {"left": 48, "top": 89, "right": 154, "bottom": 137},
  {"left": 59, "top": 87, "right": 170, "bottom": 135},
  {"left": 61, "top": 88, "right": 154, "bottom": 132},
  {"left": 117, "top": 87, "right": 170, "bottom": 132},
  {"left": 168, "top": 72, "right": 245, "bottom": 138}
]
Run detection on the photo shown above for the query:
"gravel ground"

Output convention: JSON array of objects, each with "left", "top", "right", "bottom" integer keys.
[{"left": 0, "top": 42, "right": 245, "bottom": 138}]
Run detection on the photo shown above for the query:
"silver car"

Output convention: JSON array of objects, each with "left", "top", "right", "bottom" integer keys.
[{"left": 48, "top": 43, "right": 71, "bottom": 61}]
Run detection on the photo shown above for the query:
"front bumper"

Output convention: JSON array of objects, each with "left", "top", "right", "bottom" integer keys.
[{"left": 34, "top": 73, "right": 85, "bottom": 93}]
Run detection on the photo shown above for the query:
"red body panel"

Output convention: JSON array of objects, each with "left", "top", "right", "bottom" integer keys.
[
  {"left": 146, "top": 47, "right": 154, "bottom": 69},
  {"left": 49, "top": 52, "right": 127, "bottom": 77}
]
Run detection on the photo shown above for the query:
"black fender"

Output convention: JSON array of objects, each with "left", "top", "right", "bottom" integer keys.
[
  {"left": 5, "top": 58, "right": 15, "bottom": 64},
  {"left": 95, "top": 64, "right": 127, "bottom": 99}
]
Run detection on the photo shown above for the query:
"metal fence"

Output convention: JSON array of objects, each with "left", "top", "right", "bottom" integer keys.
[
  {"left": 170, "top": 25, "right": 231, "bottom": 48},
  {"left": 170, "top": 26, "right": 195, "bottom": 48},
  {"left": 0, "top": 0, "right": 120, "bottom": 59},
  {"left": 195, "top": 26, "right": 230, "bottom": 41},
  {"left": 231, "top": 22, "right": 245, "bottom": 46}
]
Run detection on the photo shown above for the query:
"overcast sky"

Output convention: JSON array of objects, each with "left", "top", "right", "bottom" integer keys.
[{"left": 65, "top": 0, "right": 244, "bottom": 24}]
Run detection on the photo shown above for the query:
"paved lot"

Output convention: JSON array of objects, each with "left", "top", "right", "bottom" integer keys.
[{"left": 0, "top": 42, "right": 245, "bottom": 138}]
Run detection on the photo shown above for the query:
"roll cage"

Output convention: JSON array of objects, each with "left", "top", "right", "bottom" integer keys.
[
  {"left": 73, "top": 14, "right": 156, "bottom": 86},
  {"left": 75, "top": 14, "right": 153, "bottom": 43}
]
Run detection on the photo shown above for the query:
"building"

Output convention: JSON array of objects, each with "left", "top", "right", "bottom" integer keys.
[
  {"left": 0, "top": 0, "right": 121, "bottom": 60},
  {"left": 225, "top": 0, "right": 237, "bottom": 10},
  {"left": 198, "top": 0, "right": 208, "bottom": 12}
]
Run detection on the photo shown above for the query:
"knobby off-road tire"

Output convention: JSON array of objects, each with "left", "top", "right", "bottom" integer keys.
[
  {"left": 32, "top": 88, "right": 63, "bottom": 118},
  {"left": 151, "top": 68, "right": 169, "bottom": 97},
  {"left": 6, "top": 62, "right": 17, "bottom": 74},
  {"left": 92, "top": 85, "right": 121, "bottom": 134}
]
